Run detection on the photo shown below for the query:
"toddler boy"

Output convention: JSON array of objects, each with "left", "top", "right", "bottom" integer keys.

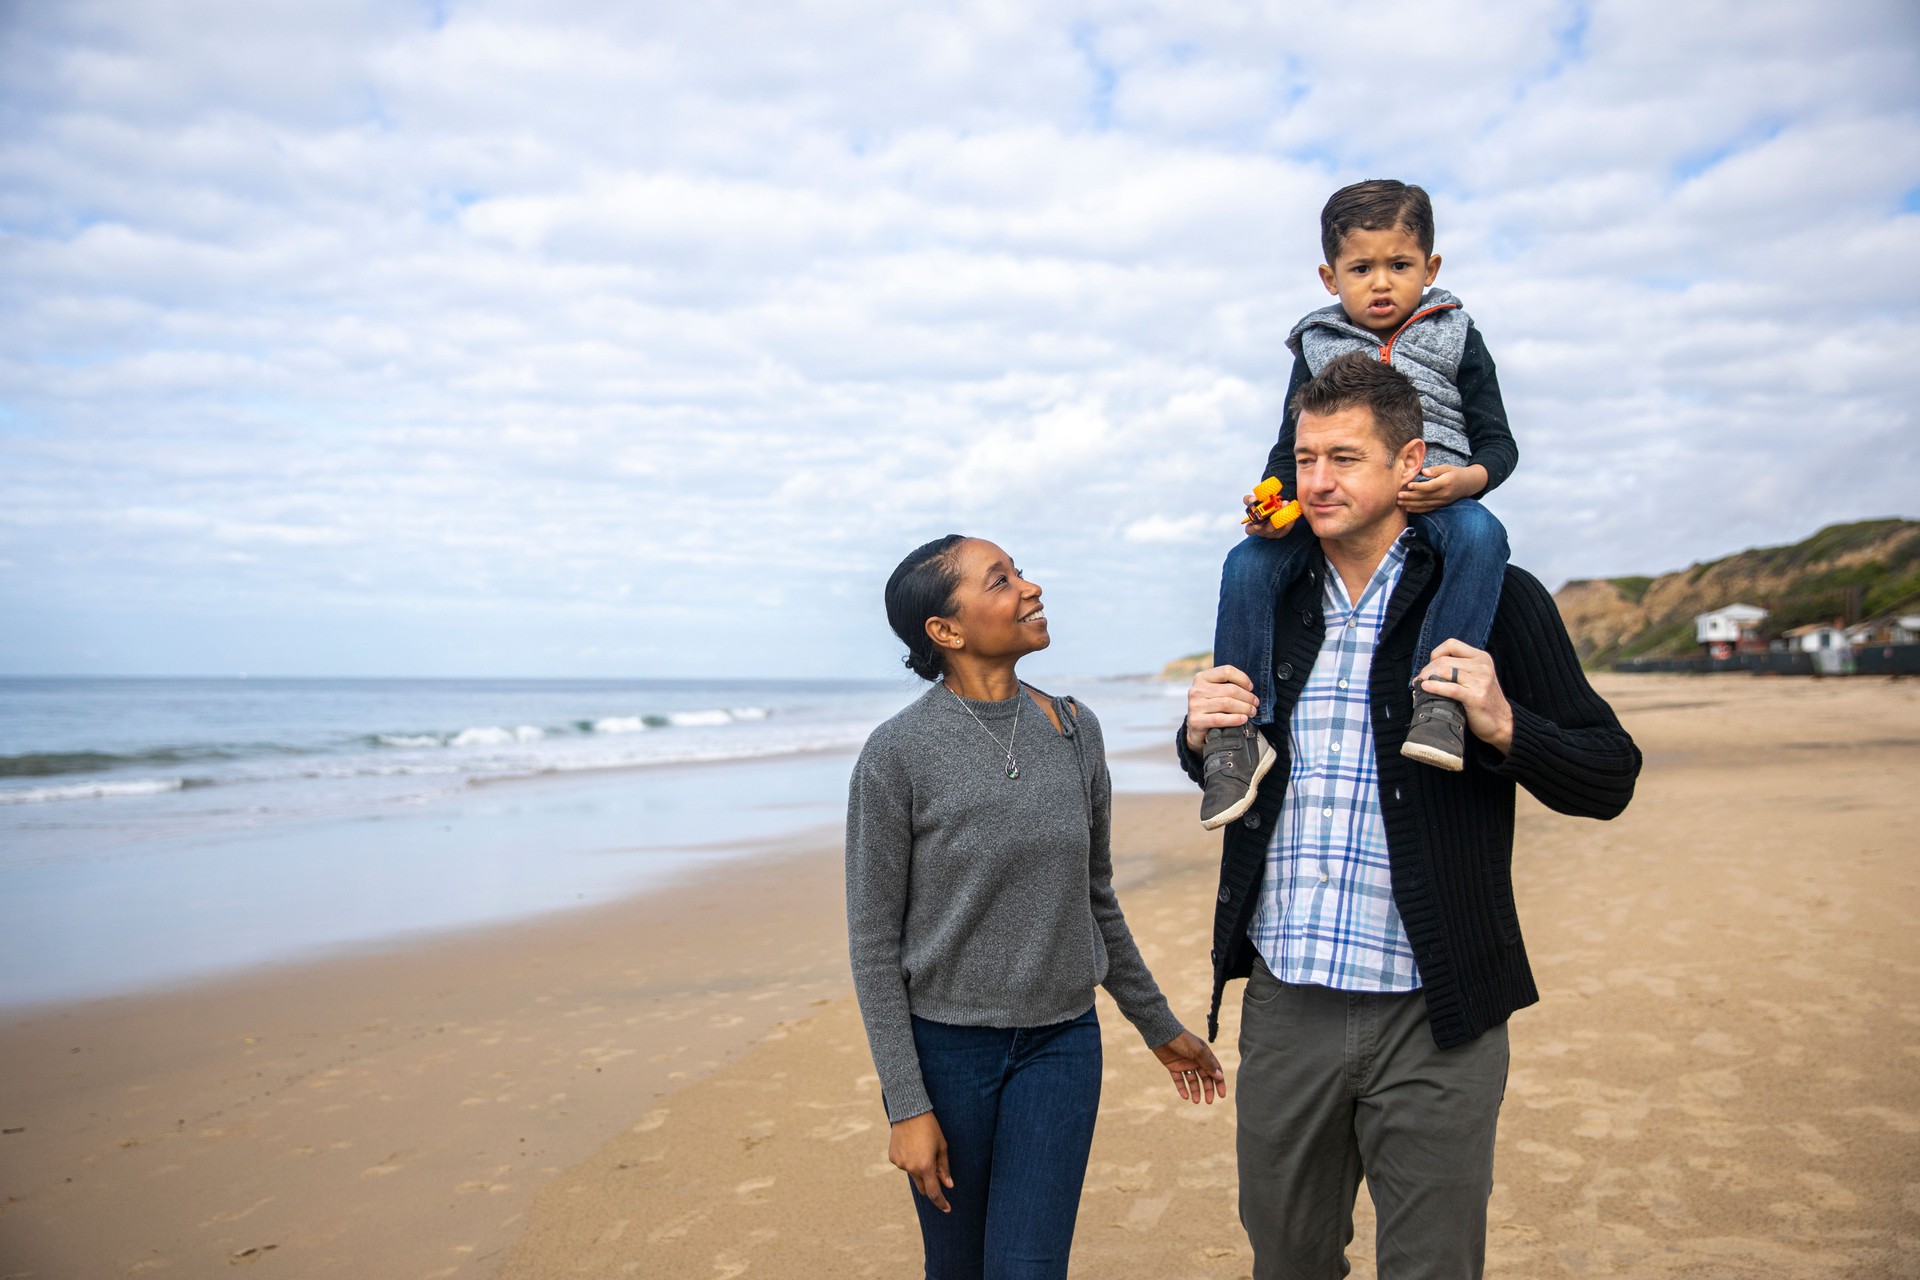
[{"left": 1200, "top": 180, "right": 1518, "bottom": 829}]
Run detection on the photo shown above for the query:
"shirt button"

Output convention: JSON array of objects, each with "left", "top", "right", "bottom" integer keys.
[
  {"left": 1337, "top": 678, "right": 1348, "bottom": 689},
  {"left": 1330, "top": 742, "right": 1340, "bottom": 752},
  {"left": 1322, "top": 807, "right": 1333, "bottom": 818},
  {"left": 1319, "top": 872, "right": 1330, "bottom": 884}
]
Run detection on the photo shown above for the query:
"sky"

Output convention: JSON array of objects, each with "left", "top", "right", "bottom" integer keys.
[{"left": 2, "top": 0, "right": 1917, "bottom": 679}]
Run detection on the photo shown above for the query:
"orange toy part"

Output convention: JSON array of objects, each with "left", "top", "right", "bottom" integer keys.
[{"left": 1242, "top": 476, "right": 1302, "bottom": 530}]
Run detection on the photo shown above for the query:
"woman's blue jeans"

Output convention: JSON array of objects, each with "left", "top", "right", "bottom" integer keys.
[
  {"left": 1212, "top": 498, "right": 1509, "bottom": 726},
  {"left": 907, "top": 1006, "right": 1102, "bottom": 1280}
]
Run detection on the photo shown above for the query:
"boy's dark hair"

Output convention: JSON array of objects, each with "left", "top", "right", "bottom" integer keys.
[
  {"left": 885, "top": 535, "right": 968, "bottom": 681},
  {"left": 1292, "top": 352, "right": 1423, "bottom": 456},
  {"left": 1320, "top": 179, "right": 1434, "bottom": 266}
]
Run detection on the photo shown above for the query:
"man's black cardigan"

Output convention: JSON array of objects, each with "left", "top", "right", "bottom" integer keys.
[{"left": 1177, "top": 536, "right": 1641, "bottom": 1050}]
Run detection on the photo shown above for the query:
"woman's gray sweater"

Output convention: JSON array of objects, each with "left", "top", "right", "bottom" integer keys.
[{"left": 845, "top": 683, "right": 1186, "bottom": 1122}]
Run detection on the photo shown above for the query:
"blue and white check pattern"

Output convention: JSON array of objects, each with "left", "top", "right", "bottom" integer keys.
[{"left": 1249, "top": 531, "right": 1422, "bottom": 992}]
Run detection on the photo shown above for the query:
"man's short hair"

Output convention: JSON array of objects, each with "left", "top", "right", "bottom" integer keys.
[
  {"left": 1292, "top": 351, "right": 1424, "bottom": 456},
  {"left": 1320, "top": 179, "right": 1434, "bottom": 266}
]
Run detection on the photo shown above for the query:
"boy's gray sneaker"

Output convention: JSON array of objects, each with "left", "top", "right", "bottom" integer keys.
[
  {"left": 1200, "top": 724, "right": 1276, "bottom": 830},
  {"left": 1401, "top": 690, "right": 1466, "bottom": 772}
]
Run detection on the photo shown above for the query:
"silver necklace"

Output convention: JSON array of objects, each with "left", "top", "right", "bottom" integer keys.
[{"left": 948, "top": 682, "right": 1022, "bottom": 780}]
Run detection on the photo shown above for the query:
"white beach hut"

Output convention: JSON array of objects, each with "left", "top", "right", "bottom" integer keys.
[{"left": 1695, "top": 604, "right": 1768, "bottom": 660}]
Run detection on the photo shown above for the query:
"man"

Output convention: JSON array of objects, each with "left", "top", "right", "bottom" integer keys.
[{"left": 1179, "top": 351, "right": 1640, "bottom": 1278}]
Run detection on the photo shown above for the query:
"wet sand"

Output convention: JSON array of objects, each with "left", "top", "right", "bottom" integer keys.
[{"left": 5, "top": 675, "right": 1919, "bottom": 1277}]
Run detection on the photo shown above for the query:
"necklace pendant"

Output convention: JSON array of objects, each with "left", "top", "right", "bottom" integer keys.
[{"left": 1006, "top": 762, "right": 1020, "bottom": 780}]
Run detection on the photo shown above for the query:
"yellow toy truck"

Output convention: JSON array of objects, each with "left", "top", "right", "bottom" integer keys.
[{"left": 1241, "top": 476, "right": 1302, "bottom": 532}]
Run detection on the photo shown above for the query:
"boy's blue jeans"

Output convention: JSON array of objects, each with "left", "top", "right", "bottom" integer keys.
[
  {"left": 906, "top": 1007, "right": 1102, "bottom": 1279},
  {"left": 1211, "top": 498, "right": 1509, "bottom": 727}
]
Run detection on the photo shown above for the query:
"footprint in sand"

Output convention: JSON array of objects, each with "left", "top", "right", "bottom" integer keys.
[
  {"left": 647, "top": 1208, "right": 709, "bottom": 1243},
  {"left": 631, "top": 1109, "right": 669, "bottom": 1133},
  {"left": 1119, "top": 1194, "right": 1173, "bottom": 1231},
  {"left": 808, "top": 1115, "right": 871, "bottom": 1143},
  {"left": 1797, "top": 1171, "right": 1859, "bottom": 1210},
  {"left": 361, "top": 1150, "right": 417, "bottom": 1178},
  {"left": 735, "top": 1176, "right": 776, "bottom": 1200},
  {"left": 594, "top": 1219, "right": 630, "bottom": 1245},
  {"left": 1516, "top": 1140, "right": 1584, "bottom": 1183},
  {"left": 1690, "top": 1029, "right": 1750, "bottom": 1057},
  {"left": 1779, "top": 1120, "right": 1841, "bottom": 1156},
  {"left": 712, "top": 1254, "right": 749, "bottom": 1279},
  {"left": 200, "top": 1198, "right": 273, "bottom": 1226},
  {"left": 1844, "top": 1105, "right": 1920, "bottom": 1133},
  {"left": 1686, "top": 1154, "right": 1757, "bottom": 1192}
]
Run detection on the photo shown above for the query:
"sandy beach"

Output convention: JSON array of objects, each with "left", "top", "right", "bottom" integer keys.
[{"left": 4, "top": 674, "right": 1918, "bottom": 1277}]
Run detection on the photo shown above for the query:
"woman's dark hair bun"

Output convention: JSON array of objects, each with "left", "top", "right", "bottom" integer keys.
[{"left": 885, "top": 535, "right": 967, "bottom": 681}]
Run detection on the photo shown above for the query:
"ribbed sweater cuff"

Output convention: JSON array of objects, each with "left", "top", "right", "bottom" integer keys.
[
  {"left": 1491, "top": 702, "right": 1636, "bottom": 817},
  {"left": 882, "top": 1076, "right": 933, "bottom": 1124},
  {"left": 1123, "top": 1000, "right": 1187, "bottom": 1050}
]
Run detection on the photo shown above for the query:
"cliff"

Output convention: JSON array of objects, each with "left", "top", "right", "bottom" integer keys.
[{"left": 1552, "top": 518, "right": 1920, "bottom": 667}]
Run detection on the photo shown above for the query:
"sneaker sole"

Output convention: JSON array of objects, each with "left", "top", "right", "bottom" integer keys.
[
  {"left": 1200, "top": 735, "right": 1278, "bottom": 831},
  {"left": 1399, "top": 740, "right": 1465, "bottom": 772}
]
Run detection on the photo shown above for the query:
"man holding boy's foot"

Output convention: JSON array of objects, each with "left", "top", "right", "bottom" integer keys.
[{"left": 1177, "top": 353, "right": 1640, "bottom": 1279}]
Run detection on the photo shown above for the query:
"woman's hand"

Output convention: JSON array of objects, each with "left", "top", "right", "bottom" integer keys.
[
  {"left": 888, "top": 1111, "right": 953, "bottom": 1212},
  {"left": 1153, "top": 1030, "right": 1228, "bottom": 1104},
  {"left": 1185, "top": 666, "right": 1259, "bottom": 753}
]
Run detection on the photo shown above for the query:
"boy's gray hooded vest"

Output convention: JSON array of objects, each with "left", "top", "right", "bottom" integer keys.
[{"left": 1286, "top": 287, "right": 1471, "bottom": 469}]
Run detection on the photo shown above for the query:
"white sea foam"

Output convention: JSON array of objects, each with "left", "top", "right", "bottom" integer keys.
[
  {"left": 450, "top": 725, "right": 545, "bottom": 747},
  {"left": 590, "top": 716, "right": 650, "bottom": 734},
  {"left": 665, "top": 709, "right": 732, "bottom": 727},
  {"left": 0, "top": 777, "right": 186, "bottom": 805},
  {"left": 375, "top": 733, "right": 443, "bottom": 748},
  {"left": 729, "top": 706, "right": 770, "bottom": 721}
]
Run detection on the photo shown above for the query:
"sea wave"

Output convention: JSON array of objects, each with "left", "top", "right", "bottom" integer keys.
[
  {"left": 0, "top": 777, "right": 187, "bottom": 805},
  {"left": 588, "top": 716, "right": 650, "bottom": 734},
  {"left": 449, "top": 725, "right": 546, "bottom": 747},
  {"left": 0, "top": 746, "right": 239, "bottom": 779}
]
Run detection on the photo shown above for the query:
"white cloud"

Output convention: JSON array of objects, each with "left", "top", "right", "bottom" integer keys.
[{"left": 0, "top": 0, "right": 1916, "bottom": 676}]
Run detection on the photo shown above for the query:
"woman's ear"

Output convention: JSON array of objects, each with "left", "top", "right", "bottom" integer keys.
[{"left": 925, "top": 613, "right": 964, "bottom": 654}]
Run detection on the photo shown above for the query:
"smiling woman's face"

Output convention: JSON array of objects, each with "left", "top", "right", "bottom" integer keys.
[{"left": 929, "top": 538, "right": 1050, "bottom": 666}]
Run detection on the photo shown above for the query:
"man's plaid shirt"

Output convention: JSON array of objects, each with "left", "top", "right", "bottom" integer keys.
[{"left": 1249, "top": 530, "right": 1422, "bottom": 993}]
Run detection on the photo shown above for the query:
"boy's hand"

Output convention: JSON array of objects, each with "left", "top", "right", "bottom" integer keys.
[
  {"left": 1398, "top": 464, "right": 1488, "bottom": 514},
  {"left": 1242, "top": 492, "right": 1299, "bottom": 539}
]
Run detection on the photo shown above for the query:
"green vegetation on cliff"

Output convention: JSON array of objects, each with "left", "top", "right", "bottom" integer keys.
[{"left": 1553, "top": 518, "right": 1920, "bottom": 668}]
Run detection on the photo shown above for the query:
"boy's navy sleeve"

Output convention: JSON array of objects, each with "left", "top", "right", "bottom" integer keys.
[
  {"left": 1460, "top": 325, "right": 1518, "bottom": 494},
  {"left": 1261, "top": 350, "right": 1314, "bottom": 486}
]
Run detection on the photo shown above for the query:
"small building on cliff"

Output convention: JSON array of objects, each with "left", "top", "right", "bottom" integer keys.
[{"left": 1695, "top": 604, "right": 1769, "bottom": 659}]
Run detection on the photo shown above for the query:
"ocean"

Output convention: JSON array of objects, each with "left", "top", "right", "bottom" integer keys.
[{"left": 0, "top": 675, "right": 1190, "bottom": 1007}]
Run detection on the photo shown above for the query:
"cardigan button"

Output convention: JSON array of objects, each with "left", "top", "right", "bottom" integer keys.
[
  {"left": 1243, "top": 811, "right": 1262, "bottom": 831},
  {"left": 1275, "top": 663, "right": 1294, "bottom": 681},
  {"left": 1217, "top": 886, "right": 1230, "bottom": 903}
]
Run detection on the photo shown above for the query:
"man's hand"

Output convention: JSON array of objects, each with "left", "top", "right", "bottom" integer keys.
[
  {"left": 1153, "top": 1030, "right": 1228, "bottom": 1104},
  {"left": 888, "top": 1111, "right": 952, "bottom": 1212},
  {"left": 1185, "top": 665, "right": 1259, "bottom": 753},
  {"left": 1415, "top": 638, "right": 1514, "bottom": 754},
  {"left": 1242, "top": 490, "right": 1301, "bottom": 540},
  {"left": 1398, "top": 463, "right": 1488, "bottom": 514}
]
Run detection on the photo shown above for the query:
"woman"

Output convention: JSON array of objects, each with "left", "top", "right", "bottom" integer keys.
[{"left": 846, "top": 534, "right": 1226, "bottom": 1278}]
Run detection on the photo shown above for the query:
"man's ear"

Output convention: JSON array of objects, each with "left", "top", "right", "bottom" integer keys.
[
  {"left": 1396, "top": 437, "right": 1428, "bottom": 482},
  {"left": 925, "top": 613, "right": 964, "bottom": 654}
]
